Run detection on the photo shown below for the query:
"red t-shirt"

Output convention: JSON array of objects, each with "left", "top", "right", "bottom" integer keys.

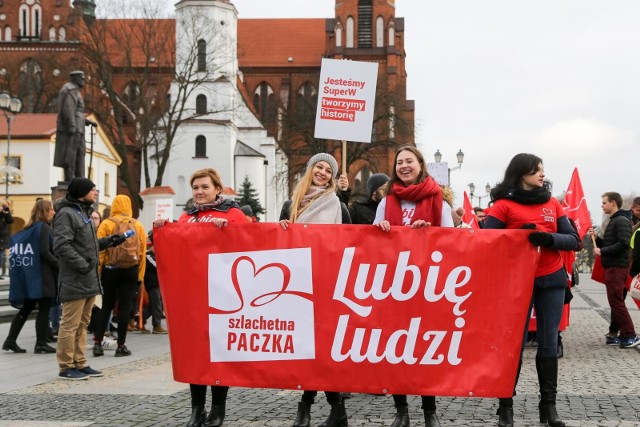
[
  {"left": 178, "top": 208, "right": 247, "bottom": 224},
  {"left": 489, "top": 197, "right": 564, "bottom": 277}
]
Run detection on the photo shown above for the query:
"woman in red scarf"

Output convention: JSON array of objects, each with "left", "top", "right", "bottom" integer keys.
[{"left": 373, "top": 145, "right": 452, "bottom": 427}]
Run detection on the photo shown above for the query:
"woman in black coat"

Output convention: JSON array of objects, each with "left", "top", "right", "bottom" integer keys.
[{"left": 2, "top": 199, "right": 59, "bottom": 354}]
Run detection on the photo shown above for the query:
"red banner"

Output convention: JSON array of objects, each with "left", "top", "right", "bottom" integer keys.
[
  {"left": 154, "top": 223, "right": 539, "bottom": 398},
  {"left": 562, "top": 168, "right": 591, "bottom": 240}
]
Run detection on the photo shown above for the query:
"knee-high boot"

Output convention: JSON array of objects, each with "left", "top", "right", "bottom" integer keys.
[
  {"left": 292, "top": 401, "right": 312, "bottom": 427},
  {"left": 318, "top": 400, "right": 348, "bottom": 427},
  {"left": 537, "top": 357, "right": 566, "bottom": 427},
  {"left": 2, "top": 313, "right": 28, "bottom": 353},
  {"left": 389, "top": 405, "right": 409, "bottom": 427}
]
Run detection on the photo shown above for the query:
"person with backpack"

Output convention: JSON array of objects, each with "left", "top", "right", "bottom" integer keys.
[
  {"left": 92, "top": 194, "right": 147, "bottom": 358},
  {"left": 3, "top": 199, "right": 59, "bottom": 354}
]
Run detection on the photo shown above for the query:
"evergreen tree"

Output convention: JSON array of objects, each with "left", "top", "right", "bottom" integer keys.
[{"left": 237, "top": 175, "right": 264, "bottom": 216}]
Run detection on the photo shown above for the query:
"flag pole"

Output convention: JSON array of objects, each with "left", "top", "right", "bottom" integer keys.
[{"left": 341, "top": 140, "right": 347, "bottom": 174}]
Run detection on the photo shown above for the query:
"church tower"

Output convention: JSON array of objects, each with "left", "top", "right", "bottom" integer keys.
[{"left": 72, "top": 0, "right": 96, "bottom": 21}]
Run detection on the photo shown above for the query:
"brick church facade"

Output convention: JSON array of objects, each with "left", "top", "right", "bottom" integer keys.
[{"left": 0, "top": 0, "right": 414, "bottom": 203}]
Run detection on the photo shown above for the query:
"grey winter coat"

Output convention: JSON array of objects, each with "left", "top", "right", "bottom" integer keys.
[{"left": 53, "top": 196, "right": 110, "bottom": 303}]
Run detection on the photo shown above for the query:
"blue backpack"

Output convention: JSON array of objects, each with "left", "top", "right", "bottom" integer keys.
[{"left": 9, "top": 222, "right": 43, "bottom": 308}]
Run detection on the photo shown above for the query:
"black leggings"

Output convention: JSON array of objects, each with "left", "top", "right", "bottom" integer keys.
[
  {"left": 94, "top": 266, "right": 138, "bottom": 346},
  {"left": 301, "top": 390, "right": 341, "bottom": 406},
  {"left": 393, "top": 395, "right": 436, "bottom": 411},
  {"left": 190, "top": 384, "right": 229, "bottom": 407}
]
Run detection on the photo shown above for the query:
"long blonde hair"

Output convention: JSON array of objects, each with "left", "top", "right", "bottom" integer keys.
[
  {"left": 289, "top": 165, "right": 337, "bottom": 223},
  {"left": 26, "top": 199, "right": 53, "bottom": 228}
]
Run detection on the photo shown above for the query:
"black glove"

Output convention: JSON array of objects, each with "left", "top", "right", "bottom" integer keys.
[
  {"left": 107, "top": 234, "right": 126, "bottom": 247},
  {"left": 520, "top": 223, "right": 536, "bottom": 230},
  {"left": 81, "top": 258, "right": 96, "bottom": 274},
  {"left": 529, "top": 231, "right": 553, "bottom": 247}
]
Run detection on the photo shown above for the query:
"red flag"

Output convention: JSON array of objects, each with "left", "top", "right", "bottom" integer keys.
[
  {"left": 562, "top": 168, "right": 591, "bottom": 239},
  {"left": 462, "top": 191, "right": 479, "bottom": 229}
]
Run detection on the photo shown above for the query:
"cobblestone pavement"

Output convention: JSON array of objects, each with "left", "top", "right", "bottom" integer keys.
[{"left": 1, "top": 275, "right": 639, "bottom": 426}]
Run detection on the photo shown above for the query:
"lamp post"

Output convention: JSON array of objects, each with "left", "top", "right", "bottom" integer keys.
[
  {"left": 468, "top": 182, "right": 491, "bottom": 207},
  {"left": 0, "top": 93, "right": 23, "bottom": 199},
  {"left": 433, "top": 148, "right": 464, "bottom": 185}
]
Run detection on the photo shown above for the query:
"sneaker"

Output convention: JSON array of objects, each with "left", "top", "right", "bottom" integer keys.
[
  {"left": 78, "top": 366, "right": 103, "bottom": 377},
  {"left": 606, "top": 336, "right": 622, "bottom": 346},
  {"left": 59, "top": 368, "right": 89, "bottom": 380},
  {"left": 101, "top": 337, "right": 117, "bottom": 351},
  {"left": 152, "top": 326, "right": 168, "bottom": 334},
  {"left": 93, "top": 344, "right": 104, "bottom": 357},
  {"left": 115, "top": 345, "right": 131, "bottom": 357},
  {"left": 620, "top": 336, "right": 640, "bottom": 349}
]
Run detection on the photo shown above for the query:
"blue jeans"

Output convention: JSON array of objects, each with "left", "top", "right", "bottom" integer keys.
[{"left": 530, "top": 268, "right": 567, "bottom": 359}]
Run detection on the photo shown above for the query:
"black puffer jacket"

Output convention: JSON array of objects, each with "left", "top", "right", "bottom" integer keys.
[{"left": 596, "top": 210, "right": 632, "bottom": 268}]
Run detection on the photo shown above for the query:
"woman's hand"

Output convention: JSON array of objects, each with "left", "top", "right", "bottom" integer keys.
[
  {"left": 374, "top": 220, "right": 391, "bottom": 232},
  {"left": 338, "top": 174, "right": 349, "bottom": 191},
  {"left": 411, "top": 220, "right": 431, "bottom": 229},
  {"left": 279, "top": 219, "right": 291, "bottom": 230},
  {"left": 213, "top": 218, "right": 228, "bottom": 229},
  {"left": 153, "top": 219, "right": 168, "bottom": 228}
]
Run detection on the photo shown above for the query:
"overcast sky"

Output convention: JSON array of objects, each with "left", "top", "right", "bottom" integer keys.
[{"left": 158, "top": 1, "right": 640, "bottom": 223}]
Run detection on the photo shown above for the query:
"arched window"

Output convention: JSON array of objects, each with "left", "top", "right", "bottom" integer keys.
[
  {"left": 31, "top": 5, "right": 41, "bottom": 39},
  {"left": 346, "top": 17, "right": 354, "bottom": 48},
  {"left": 295, "top": 82, "right": 317, "bottom": 125},
  {"left": 19, "top": 5, "right": 28, "bottom": 38},
  {"left": 388, "top": 22, "right": 395, "bottom": 47},
  {"left": 18, "top": 59, "right": 42, "bottom": 112},
  {"left": 335, "top": 22, "right": 342, "bottom": 48},
  {"left": 49, "top": 26, "right": 55, "bottom": 41},
  {"left": 196, "top": 94, "right": 207, "bottom": 115},
  {"left": 197, "top": 39, "right": 206, "bottom": 72},
  {"left": 253, "top": 82, "right": 276, "bottom": 125},
  {"left": 4, "top": 26, "right": 11, "bottom": 42},
  {"left": 59, "top": 26, "right": 65, "bottom": 41},
  {"left": 358, "top": 0, "right": 373, "bottom": 48},
  {"left": 195, "top": 135, "right": 206, "bottom": 158},
  {"left": 376, "top": 17, "right": 384, "bottom": 47},
  {"left": 122, "top": 82, "right": 139, "bottom": 106}
]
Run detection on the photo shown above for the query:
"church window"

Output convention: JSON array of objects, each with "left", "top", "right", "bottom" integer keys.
[
  {"left": 253, "top": 82, "right": 276, "bottom": 125},
  {"left": 346, "top": 17, "right": 354, "bottom": 48},
  {"left": 59, "top": 26, "right": 65, "bottom": 41},
  {"left": 123, "top": 82, "right": 139, "bottom": 106},
  {"left": 19, "top": 6, "right": 28, "bottom": 38},
  {"left": 195, "top": 135, "right": 207, "bottom": 158},
  {"left": 196, "top": 94, "right": 207, "bottom": 115},
  {"left": 388, "top": 21, "right": 395, "bottom": 46},
  {"left": 32, "top": 5, "right": 41, "bottom": 39},
  {"left": 295, "top": 82, "right": 317, "bottom": 125},
  {"left": 376, "top": 17, "right": 384, "bottom": 47},
  {"left": 49, "top": 26, "right": 55, "bottom": 41},
  {"left": 197, "top": 39, "right": 207, "bottom": 72},
  {"left": 358, "top": 0, "right": 372, "bottom": 48},
  {"left": 4, "top": 26, "right": 11, "bottom": 41},
  {"left": 335, "top": 22, "right": 342, "bottom": 48},
  {"left": 18, "top": 59, "right": 42, "bottom": 112}
]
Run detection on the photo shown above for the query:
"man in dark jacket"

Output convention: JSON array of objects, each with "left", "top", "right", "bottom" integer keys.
[
  {"left": 53, "top": 177, "right": 126, "bottom": 380},
  {"left": 589, "top": 192, "right": 638, "bottom": 348}
]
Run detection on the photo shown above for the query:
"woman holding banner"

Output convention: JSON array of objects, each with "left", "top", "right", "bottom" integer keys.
[
  {"left": 485, "top": 153, "right": 578, "bottom": 427},
  {"left": 373, "top": 145, "right": 452, "bottom": 427},
  {"left": 154, "top": 168, "right": 246, "bottom": 427},
  {"left": 279, "top": 153, "right": 346, "bottom": 427},
  {"left": 3, "top": 199, "right": 59, "bottom": 354}
]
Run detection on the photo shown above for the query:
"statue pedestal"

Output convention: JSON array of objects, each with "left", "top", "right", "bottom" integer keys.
[{"left": 51, "top": 182, "right": 69, "bottom": 202}]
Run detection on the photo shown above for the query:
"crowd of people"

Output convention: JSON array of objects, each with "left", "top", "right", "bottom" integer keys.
[{"left": 3, "top": 146, "right": 639, "bottom": 427}]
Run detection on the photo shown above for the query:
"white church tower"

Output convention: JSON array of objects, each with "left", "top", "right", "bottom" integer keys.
[{"left": 143, "top": 0, "right": 281, "bottom": 223}]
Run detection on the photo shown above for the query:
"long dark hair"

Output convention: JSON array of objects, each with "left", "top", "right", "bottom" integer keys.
[
  {"left": 26, "top": 199, "right": 53, "bottom": 227},
  {"left": 386, "top": 145, "right": 428, "bottom": 194},
  {"left": 490, "top": 153, "right": 543, "bottom": 202}
]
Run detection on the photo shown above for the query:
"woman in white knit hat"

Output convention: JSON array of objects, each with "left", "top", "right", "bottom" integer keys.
[{"left": 279, "top": 152, "right": 347, "bottom": 427}]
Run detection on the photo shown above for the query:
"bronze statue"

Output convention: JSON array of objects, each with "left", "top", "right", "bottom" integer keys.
[{"left": 54, "top": 70, "right": 96, "bottom": 182}]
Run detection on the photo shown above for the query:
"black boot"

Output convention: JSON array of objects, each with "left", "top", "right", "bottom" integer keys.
[
  {"left": 497, "top": 398, "right": 513, "bottom": 427},
  {"left": 186, "top": 405, "right": 206, "bottom": 427},
  {"left": 3, "top": 313, "right": 28, "bottom": 353},
  {"left": 292, "top": 401, "right": 312, "bottom": 427},
  {"left": 423, "top": 409, "right": 441, "bottom": 427},
  {"left": 390, "top": 405, "right": 409, "bottom": 427},
  {"left": 34, "top": 341, "right": 56, "bottom": 354},
  {"left": 537, "top": 357, "right": 566, "bottom": 427},
  {"left": 318, "top": 401, "right": 348, "bottom": 427},
  {"left": 203, "top": 404, "right": 225, "bottom": 427}
]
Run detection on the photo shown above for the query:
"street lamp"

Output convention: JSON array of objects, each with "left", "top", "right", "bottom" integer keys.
[
  {"left": 468, "top": 182, "right": 491, "bottom": 207},
  {"left": 0, "top": 93, "right": 23, "bottom": 199},
  {"left": 433, "top": 148, "right": 464, "bottom": 186}
]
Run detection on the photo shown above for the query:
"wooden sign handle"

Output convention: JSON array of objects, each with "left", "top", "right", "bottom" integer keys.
[{"left": 341, "top": 140, "right": 347, "bottom": 175}]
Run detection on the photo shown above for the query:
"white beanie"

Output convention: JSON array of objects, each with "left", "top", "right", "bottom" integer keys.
[{"left": 306, "top": 153, "right": 339, "bottom": 179}]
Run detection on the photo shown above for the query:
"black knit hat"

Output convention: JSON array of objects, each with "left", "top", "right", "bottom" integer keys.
[
  {"left": 67, "top": 177, "right": 95, "bottom": 199},
  {"left": 367, "top": 173, "right": 390, "bottom": 197}
]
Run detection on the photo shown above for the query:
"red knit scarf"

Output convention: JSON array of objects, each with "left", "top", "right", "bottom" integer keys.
[{"left": 385, "top": 177, "right": 443, "bottom": 226}]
